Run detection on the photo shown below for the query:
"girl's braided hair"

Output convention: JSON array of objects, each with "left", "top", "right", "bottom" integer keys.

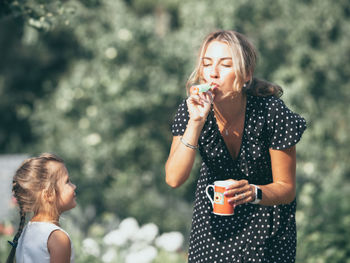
[{"left": 6, "top": 153, "right": 65, "bottom": 263}]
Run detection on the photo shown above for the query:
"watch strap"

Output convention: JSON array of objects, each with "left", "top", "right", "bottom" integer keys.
[{"left": 250, "top": 184, "right": 262, "bottom": 204}]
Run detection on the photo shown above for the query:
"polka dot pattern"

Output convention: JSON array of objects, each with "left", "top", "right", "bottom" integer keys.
[{"left": 171, "top": 95, "right": 306, "bottom": 262}]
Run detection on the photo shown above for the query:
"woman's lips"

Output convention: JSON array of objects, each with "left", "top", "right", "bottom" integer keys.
[{"left": 210, "top": 83, "right": 219, "bottom": 93}]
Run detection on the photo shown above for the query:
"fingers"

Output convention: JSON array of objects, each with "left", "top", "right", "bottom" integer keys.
[
  {"left": 224, "top": 179, "right": 247, "bottom": 191},
  {"left": 186, "top": 92, "right": 213, "bottom": 119},
  {"left": 201, "top": 91, "right": 214, "bottom": 104},
  {"left": 187, "top": 91, "right": 213, "bottom": 105},
  {"left": 228, "top": 190, "right": 253, "bottom": 206},
  {"left": 224, "top": 180, "right": 255, "bottom": 206},
  {"left": 186, "top": 95, "right": 206, "bottom": 108}
]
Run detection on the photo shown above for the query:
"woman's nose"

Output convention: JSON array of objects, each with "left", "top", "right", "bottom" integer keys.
[{"left": 210, "top": 65, "right": 219, "bottom": 78}]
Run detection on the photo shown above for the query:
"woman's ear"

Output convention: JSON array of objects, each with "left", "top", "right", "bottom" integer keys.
[{"left": 243, "top": 74, "right": 252, "bottom": 84}]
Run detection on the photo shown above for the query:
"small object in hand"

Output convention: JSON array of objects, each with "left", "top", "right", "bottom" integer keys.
[{"left": 190, "top": 83, "right": 215, "bottom": 95}]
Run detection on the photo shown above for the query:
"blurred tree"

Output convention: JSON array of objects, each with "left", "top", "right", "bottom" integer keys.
[
  {"left": 0, "top": 0, "right": 80, "bottom": 152},
  {"left": 23, "top": 0, "right": 196, "bottom": 234},
  {"left": 1, "top": 0, "right": 350, "bottom": 261}
]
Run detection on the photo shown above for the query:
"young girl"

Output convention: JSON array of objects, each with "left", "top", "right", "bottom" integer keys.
[{"left": 6, "top": 153, "right": 76, "bottom": 263}]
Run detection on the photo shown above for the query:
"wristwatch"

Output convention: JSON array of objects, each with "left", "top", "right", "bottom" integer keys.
[{"left": 250, "top": 184, "right": 262, "bottom": 204}]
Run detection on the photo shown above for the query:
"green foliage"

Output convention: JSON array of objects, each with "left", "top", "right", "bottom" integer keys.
[
  {"left": 1, "top": 0, "right": 77, "bottom": 31},
  {"left": 20, "top": 0, "right": 195, "bottom": 233},
  {"left": 1, "top": 0, "right": 350, "bottom": 262},
  {"left": 0, "top": 0, "right": 80, "bottom": 152}
]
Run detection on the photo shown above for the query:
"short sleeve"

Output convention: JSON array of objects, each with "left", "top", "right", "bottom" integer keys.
[
  {"left": 171, "top": 99, "right": 189, "bottom": 136},
  {"left": 266, "top": 97, "right": 307, "bottom": 150}
]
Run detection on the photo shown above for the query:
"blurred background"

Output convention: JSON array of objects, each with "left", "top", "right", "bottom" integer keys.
[{"left": 0, "top": 0, "right": 349, "bottom": 262}]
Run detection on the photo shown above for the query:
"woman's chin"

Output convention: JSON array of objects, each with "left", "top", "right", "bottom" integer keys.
[{"left": 212, "top": 93, "right": 227, "bottom": 102}]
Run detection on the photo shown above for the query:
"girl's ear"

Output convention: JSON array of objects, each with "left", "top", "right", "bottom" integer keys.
[{"left": 42, "top": 189, "right": 55, "bottom": 203}]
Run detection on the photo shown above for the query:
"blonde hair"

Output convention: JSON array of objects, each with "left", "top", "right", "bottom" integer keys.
[
  {"left": 186, "top": 30, "right": 282, "bottom": 97},
  {"left": 6, "top": 153, "right": 65, "bottom": 263}
]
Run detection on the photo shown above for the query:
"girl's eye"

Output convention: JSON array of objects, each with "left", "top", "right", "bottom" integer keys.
[{"left": 222, "top": 64, "right": 232, "bottom": 67}]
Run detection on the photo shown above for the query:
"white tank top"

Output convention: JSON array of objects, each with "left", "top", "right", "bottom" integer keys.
[{"left": 16, "top": 221, "right": 75, "bottom": 263}]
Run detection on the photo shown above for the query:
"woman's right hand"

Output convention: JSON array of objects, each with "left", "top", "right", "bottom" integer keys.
[
  {"left": 186, "top": 91, "right": 214, "bottom": 123},
  {"left": 165, "top": 90, "right": 214, "bottom": 188}
]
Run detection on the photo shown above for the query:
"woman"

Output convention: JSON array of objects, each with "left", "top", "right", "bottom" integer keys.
[{"left": 165, "top": 30, "right": 306, "bottom": 262}]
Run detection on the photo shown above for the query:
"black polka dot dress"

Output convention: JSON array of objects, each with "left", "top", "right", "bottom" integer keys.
[{"left": 171, "top": 95, "right": 307, "bottom": 263}]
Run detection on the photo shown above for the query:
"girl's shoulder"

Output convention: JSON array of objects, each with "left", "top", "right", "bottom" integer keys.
[
  {"left": 26, "top": 221, "right": 71, "bottom": 241},
  {"left": 27, "top": 221, "right": 61, "bottom": 232},
  {"left": 16, "top": 222, "right": 72, "bottom": 262},
  {"left": 46, "top": 224, "right": 73, "bottom": 262},
  {"left": 47, "top": 229, "right": 72, "bottom": 257}
]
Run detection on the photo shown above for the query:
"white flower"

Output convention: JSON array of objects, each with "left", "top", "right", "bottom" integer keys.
[
  {"left": 129, "top": 242, "right": 147, "bottom": 252},
  {"left": 119, "top": 217, "right": 139, "bottom": 239},
  {"left": 103, "top": 229, "right": 127, "bottom": 246},
  {"left": 82, "top": 238, "right": 100, "bottom": 257},
  {"left": 134, "top": 223, "right": 159, "bottom": 243},
  {"left": 155, "top": 232, "right": 184, "bottom": 252},
  {"left": 125, "top": 246, "right": 157, "bottom": 263},
  {"left": 102, "top": 248, "right": 118, "bottom": 263},
  {"left": 103, "top": 217, "right": 139, "bottom": 247}
]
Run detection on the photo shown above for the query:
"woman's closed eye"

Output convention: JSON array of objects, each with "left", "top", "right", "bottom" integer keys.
[
  {"left": 220, "top": 59, "right": 233, "bottom": 67},
  {"left": 202, "top": 59, "right": 232, "bottom": 68},
  {"left": 202, "top": 61, "right": 212, "bottom": 67}
]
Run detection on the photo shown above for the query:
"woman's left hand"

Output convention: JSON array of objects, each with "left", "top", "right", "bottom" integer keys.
[{"left": 224, "top": 179, "right": 255, "bottom": 206}]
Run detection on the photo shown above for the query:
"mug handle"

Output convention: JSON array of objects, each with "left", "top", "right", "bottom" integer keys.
[{"left": 205, "top": 185, "right": 215, "bottom": 208}]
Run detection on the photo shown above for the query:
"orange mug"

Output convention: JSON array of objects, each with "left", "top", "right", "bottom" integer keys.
[{"left": 205, "top": 180, "right": 235, "bottom": 216}]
